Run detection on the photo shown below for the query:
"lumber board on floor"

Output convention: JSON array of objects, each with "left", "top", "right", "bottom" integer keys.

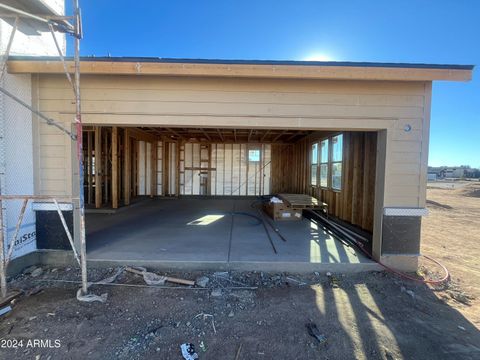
[{"left": 278, "top": 193, "right": 326, "bottom": 209}]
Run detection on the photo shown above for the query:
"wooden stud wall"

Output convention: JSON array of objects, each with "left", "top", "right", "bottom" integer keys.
[
  {"left": 313, "top": 132, "right": 377, "bottom": 232},
  {"left": 179, "top": 142, "right": 272, "bottom": 196},
  {"left": 81, "top": 125, "right": 376, "bottom": 231},
  {"left": 270, "top": 132, "right": 377, "bottom": 233},
  {"left": 82, "top": 126, "right": 160, "bottom": 209}
]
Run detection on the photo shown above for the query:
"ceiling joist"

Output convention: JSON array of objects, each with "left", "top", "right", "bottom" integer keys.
[{"left": 135, "top": 127, "right": 313, "bottom": 143}]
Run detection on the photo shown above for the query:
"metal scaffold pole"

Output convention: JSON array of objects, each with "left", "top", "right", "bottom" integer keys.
[
  {"left": 72, "top": 0, "right": 88, "bottom": 295},
  {"left": 0, "top": 0, "right": 89, "bottom": 298}
]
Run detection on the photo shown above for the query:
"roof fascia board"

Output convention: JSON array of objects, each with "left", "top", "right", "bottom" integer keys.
[{"left": 7, "top": 60, "right": 473, "bottom": 82}]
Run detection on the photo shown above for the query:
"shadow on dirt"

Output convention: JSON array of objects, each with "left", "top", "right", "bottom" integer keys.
[
  {"left": 426, "top": 199, "right": 453, "bottom": 210},
  {"left": 1, "top": 270, "right": 480, "bottom": 359},
  {"left": 460, "top": 187, "right": 480, "bottom": 198}
]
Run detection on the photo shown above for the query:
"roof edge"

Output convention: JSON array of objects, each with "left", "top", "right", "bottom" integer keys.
[
  {"left": 6, "top": 56, "right": 474, "bottom": 82},
  {"left": 7, "top": 55, "right": 475, "bottom": 71}
]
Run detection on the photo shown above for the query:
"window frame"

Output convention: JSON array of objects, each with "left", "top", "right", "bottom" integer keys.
[
  {"left": 330, "top": 134, "right": 343, "bottom": 191},
  {"left": 248, "top": 148, "right": 261, "bottom": 163},
  {"left": 309, "top": 133, "right": 344, "bottom": 192},
  {"left": 310, "top": 142, "right": 318, "bottom": 186},
  {"left": 319, "top": 138, "right": 329, "bottom": 189}
]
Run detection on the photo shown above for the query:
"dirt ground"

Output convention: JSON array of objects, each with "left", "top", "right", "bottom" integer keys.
[
  {"left": 422, "top": 181, "right": 480, "bottom": 327},
  {"left": 1, "top": 268, "right": 480, "bottom": 360},
  {"left": 0, "top": 182, "right": 479, "bottom": 360}
]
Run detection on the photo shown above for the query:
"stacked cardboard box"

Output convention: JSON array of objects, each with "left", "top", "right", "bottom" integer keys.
[{"left": 263, "top": 201, "right": 303, "bottom": 221}]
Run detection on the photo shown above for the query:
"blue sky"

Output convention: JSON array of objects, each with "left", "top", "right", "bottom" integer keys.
[{"left": 67, "top": 1, "right": 479, "bottom": 167}]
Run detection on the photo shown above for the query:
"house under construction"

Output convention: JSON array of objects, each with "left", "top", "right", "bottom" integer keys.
[{"left": 0, "top": 1, "right": 474, "bottom": 278}]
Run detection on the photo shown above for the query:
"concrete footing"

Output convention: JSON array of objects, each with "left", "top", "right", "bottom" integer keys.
[
  {"left": 86, "top": 258, "right": 383, "bottom": 273},
  {"left": 7, "top": 250, "right": 75, "bottom": 277},
  {"left": 8, "top": 249, "right": 382, "bottom": 277},
  {"left": 380, "top": 254, "right": 419, "bottom": 272}
]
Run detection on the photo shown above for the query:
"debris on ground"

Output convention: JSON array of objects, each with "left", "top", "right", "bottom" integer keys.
[
  {"left": 235, "top": 343, "right": 243, "bottom": 360},
  {"left": 1, "top": 269, "right": 479, "bottom": 359},
  {"left": 76, "top": 288, "right": 108, "bottom": 303},
  {"left": 211, "top": 289, "right": 222, "bottom": 297},
  {"left": 126, "top": 266, "right": 195, "bottom": 286},
  {"left": 432, "top": 279, "right": 476, "bottom": 305},
  {"left": 195, "top": 276, "right": 209, "bottom": 288},
  {"left": 76, "top": 267, "right": 126, "bottom": 303},
  {"left": 22, "top": 265, "right": 38, "bottom": 275},
  {"left": 306, "top": 322, "right": 327, "bottom": 345},
  {"left": 0, "top": 305, "right": 12, "bottom": 316},
  {"left": 0, "top": 290, "right": 23, "bottom": 307},
  {"left": 444, "top": 282, "right": 476, "bottom": 305},
  {"left": 286, "top": 276, "right": 307, "bottom": 286},
  {"left": 25, "top": 287, "right": 43, "bottom": 297},
  {"left": 401, "top": 287, "right": 415, "bottom": 299},
  {"left": 327, "top": 273, "right": 340, "bottom": 288},
  {"left": 30, "top": 267, "right": 44, "bottom": 278},
  {"left": 180, "top": 343, "right": 199, "bottom": 360},
  {"left": 194, "top": 312, "right": 217, "bottom": 334}
]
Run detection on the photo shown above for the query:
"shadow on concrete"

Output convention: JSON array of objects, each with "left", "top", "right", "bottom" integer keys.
[{"left": 85, "top": 198, "right": 371, "bottom": 267}]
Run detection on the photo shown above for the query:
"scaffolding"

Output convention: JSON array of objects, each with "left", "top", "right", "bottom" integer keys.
[{"left": 0, "top": 0, "right": 88, "bottom": 298}]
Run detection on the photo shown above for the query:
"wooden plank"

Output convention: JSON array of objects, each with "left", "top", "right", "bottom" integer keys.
[
  {"left": 94, "top": 126, "right": 102, "bottom": 208},
  {"left": 10, "top": 60, "right": 473, "bottom": 81},
  {"left": 351, "top": 133, "right": 364, "bottom": 226},
  {"left": 123, "top": 129, "right": 131, "bottom": 205},
  {"left": 118, "top": 130, "right": 123, "bottom": 201},
  {"left": 144, "top": 141, "right": 148, "bottom": 195},
  {"left": 38, "top": 87, "right": 427, "bottom": 107},
  {"left": 364, "top": 132, "right": 377, "bottom": 231},
  {"left": 342, "top": 132, "right": 352, "bottom": 221},
  {"left": 277, "top": 194, "right": 325, "bottom": 209},
  {"left": 87, "top": 131, "right": 93, "bottom": 205},
  {"left": 362, "top": 133, "right": 371, "bottom": 229},
  {"left": 103, "top": 128, "right": 109, "bottom": 204},
  {"left": 151, "top": 141, "right": 157, "bottom": 196},
  {"left": 112, "top": 126, "right": 118, "bottom": 209},
  {"left": 164, "top": 141, "right": 170, "bottom": 195},
  {"left": 176, "top": 141, "right": 181, "bottom": 196}
]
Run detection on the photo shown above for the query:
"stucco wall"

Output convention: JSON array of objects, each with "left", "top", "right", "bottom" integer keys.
[
  {"left": 0, "top": 0, "right": 66, "bottom": 259},
  {"left": 0, "top": 3, "right": 65, "bottom": 57},
  {"left": 0, "top": 73, "right": 36, "bottom": 259}
]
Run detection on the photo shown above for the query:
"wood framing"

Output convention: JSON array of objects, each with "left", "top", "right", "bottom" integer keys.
[
  {"left": 86, "top": 131, "right": 92, "bottom": 204},
  {"left": 94, "top": 126, "right": 102, "bottom": 208},
  {"left": 123, "top": 128, "right": 131, "bottom": 205},
  {"left": 7, "top": 59, "right": 473, "bottom": 81},
  {"left": 111, "top": 126, "right": 118, "bottom": 209}
]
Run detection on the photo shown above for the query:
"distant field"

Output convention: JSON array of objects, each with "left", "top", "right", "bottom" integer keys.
[
  {"left": 422, "top": 182, "right": 480, "bottom": 328},
  {"left": 427, "top": 180, "right": 476, "bottom": 189}
]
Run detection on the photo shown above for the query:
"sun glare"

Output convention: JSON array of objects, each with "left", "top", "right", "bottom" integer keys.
[
  {"left": 303, "top": 54, "right": 334, "bottom": 62},
  {"left": 187, "top": 214, "right": 225, "bottom": 226}
]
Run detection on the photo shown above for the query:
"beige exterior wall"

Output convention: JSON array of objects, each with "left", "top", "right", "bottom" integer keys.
[{"left": 33, "top": 74, "right": 431, "bottom": 211}]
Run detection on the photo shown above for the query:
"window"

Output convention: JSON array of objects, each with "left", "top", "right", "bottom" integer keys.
[
  {"left": 310, "top": 143, "right": 318, "bottom": 185},
  {"left": 320, "top": 139, "right": 329, "bottom": 187},
  {"left": 248, "top": 149, "right": 260, "bottom": 162},
  {"left": 310, "top": 133, "right": 343, "bottom": 191},
  {"left": 331, "top": 134, "right": 343, "bottom": 190}
]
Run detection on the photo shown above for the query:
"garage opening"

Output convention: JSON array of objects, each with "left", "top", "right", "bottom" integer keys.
[{"left": 83, "top": 126, "right": 377, "bottom": 268}]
